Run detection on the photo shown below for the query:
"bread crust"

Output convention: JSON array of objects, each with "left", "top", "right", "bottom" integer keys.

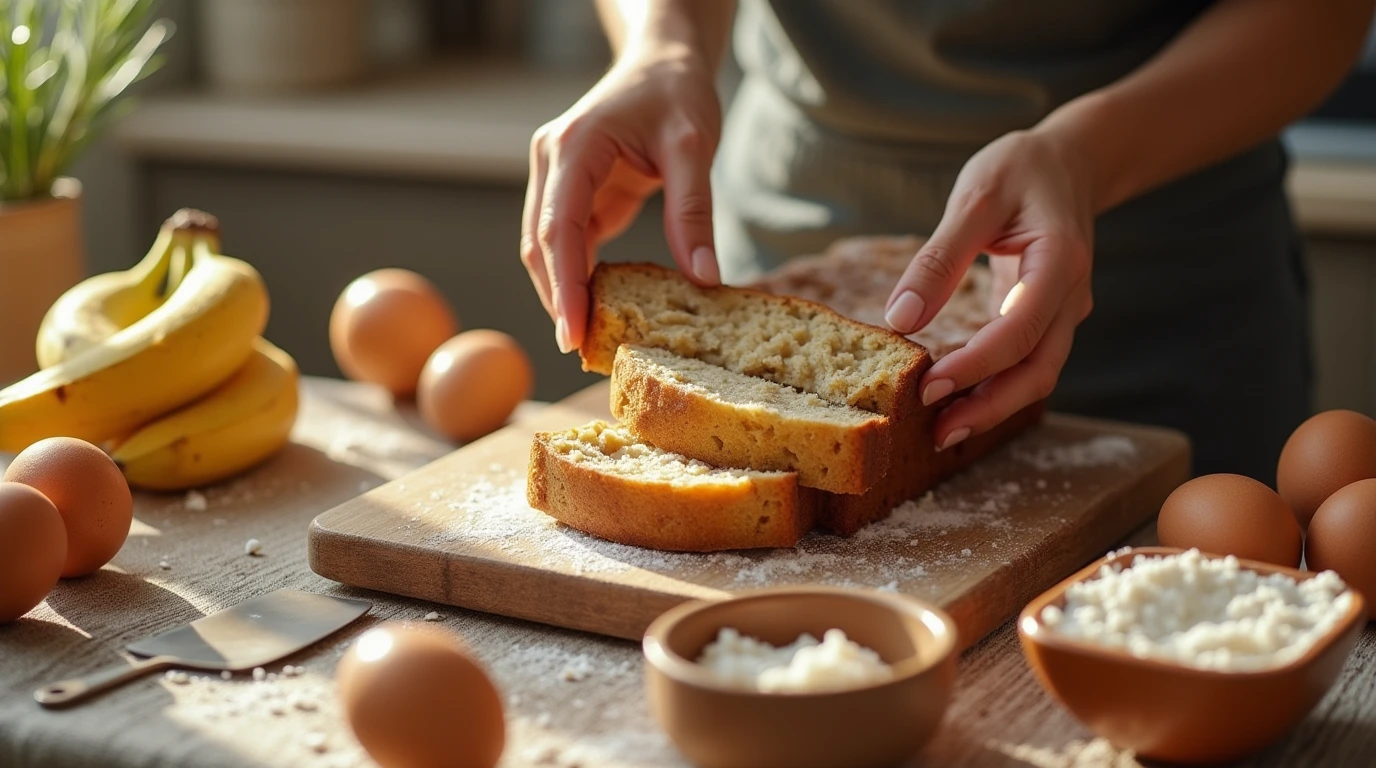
[
  {"left": 527, "top": 431, "right": 815, "bottom": 552},
  {"left": 610, "top": 346, "right": 891, "bottom": 494},
  {"left": 815, "top": 399, "right": 1047, "bottom": 535}
]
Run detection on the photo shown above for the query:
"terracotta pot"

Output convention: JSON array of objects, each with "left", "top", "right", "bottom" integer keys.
[{"left": 0, "top": 180, "right": 85, "bottom": 385}]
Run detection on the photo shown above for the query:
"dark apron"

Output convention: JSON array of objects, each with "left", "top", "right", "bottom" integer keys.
[{"left": 713, "top": 76, "right": 1312, "bottom": 485}]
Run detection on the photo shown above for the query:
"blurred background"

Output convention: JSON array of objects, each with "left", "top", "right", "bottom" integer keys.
[{"left": 10, "top": 0, "right": 1376, "bottom": 413}]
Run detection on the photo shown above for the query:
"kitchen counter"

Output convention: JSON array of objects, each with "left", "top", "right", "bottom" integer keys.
[
  {"left": 2, "top": 377, "right": 1372, "bottom": 768},
  {"left": 115, "top": 63, "right": 1376, "bottom": 238}
]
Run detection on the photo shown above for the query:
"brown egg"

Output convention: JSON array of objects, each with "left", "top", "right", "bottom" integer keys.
[
  {"left": 0, "top": 482, "right": 68, "bottom": 623},
  {"left": 1157, "top": 473, "right": 1302, "bottom": 567},
  {"left": 4, "top": 437, "right": 132, "bottom": 577},
  {"left": 337, "top": 623, "right": 505, "bottom": 768},
  {"left": 1277, "top": 410, "right": 1376, "bottom": 529},
  {"left": 1306, "top": 478, "right": 1376, "bottom": 600},
  {"left": 330, "top": 269, "right": 458, "bottom": 398},
  {"left": 418, "top": 330, "right": 533, "bottom": 443}
]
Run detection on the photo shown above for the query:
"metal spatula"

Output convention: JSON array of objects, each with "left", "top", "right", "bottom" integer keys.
[{"left": 36, "top": 589, "right": 371, "bottom": 708}]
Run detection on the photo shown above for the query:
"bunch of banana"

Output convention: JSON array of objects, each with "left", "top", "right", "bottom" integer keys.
[{"left": 0, "top": 209, "right": 301, "bottom": 491}]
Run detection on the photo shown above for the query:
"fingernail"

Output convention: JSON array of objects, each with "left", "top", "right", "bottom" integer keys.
[
  {"left": 692, "top": 247, "right": 720, "bottom": 285},
  {"left": 885, "top": 291, "right": 925, "bottom": 333},
  {"left": 1000, "top": 281, "right": 1026, "bottom": 317},
  {"left": 556, "top": 316, "right": 573, "bottom": 354},
  {"left": 937, "top": 427, "right": 971, "bottom": 452},
  {"left": 923, "top": 378, "right": 955, "bottom": 406}
]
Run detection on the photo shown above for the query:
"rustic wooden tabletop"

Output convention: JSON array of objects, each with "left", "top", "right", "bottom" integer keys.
[{"left": 0, "top": 377, "right": 1371, "bottom": 768}]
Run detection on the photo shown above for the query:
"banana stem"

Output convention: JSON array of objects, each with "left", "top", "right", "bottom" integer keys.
[
  {"left": 164, "top": 244, "right": 193, "bottom": 298},
  {"left": 127, "top": 227, "right": 179, "bottom": 286}
]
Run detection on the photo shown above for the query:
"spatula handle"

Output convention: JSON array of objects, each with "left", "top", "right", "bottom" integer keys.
[{"left": 35, "top": 655, "right": 180, "bottom": 708}]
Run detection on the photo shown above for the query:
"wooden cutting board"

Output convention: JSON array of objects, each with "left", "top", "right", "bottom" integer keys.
[{"left": 309, "top": 381, "right": 1189, "bottom": 650}]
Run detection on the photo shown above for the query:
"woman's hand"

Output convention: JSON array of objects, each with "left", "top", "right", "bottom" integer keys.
[
  {"left": 884, "top": 129, "right": 1096, "bottom": 451},
  {"left": 522, "top": 46, "right": 723, "bottom": 353}
]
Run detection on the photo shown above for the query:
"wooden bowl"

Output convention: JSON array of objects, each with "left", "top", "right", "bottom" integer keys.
[
  {"left": 1019, "top": 546, "right": 1367, "bottom": 764},
  {"left": 643, "top": 587, "right": 957, "bottom": 768}
]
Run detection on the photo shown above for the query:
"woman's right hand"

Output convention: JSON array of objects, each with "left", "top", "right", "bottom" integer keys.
[{"left": 522, "top": 45, "right": 723, "bottom": 354}]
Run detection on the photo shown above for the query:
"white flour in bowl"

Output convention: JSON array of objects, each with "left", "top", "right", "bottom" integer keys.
[
  {"left": 696, "top": 627, "right": 893, "bottom": 693},
  {"left": 1040, "top": 548, "right": 1354, "bottom": 671}
]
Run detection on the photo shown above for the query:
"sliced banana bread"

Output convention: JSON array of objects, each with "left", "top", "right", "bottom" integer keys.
[
  {"left": 581, "top": 263, "right": 931, "bottom": 416},
  {"left": 527, "top": 420, "right": 815, "bottom": 552},
  {"left": 610, "top": 345, "right": 891, "bottom": 494}
]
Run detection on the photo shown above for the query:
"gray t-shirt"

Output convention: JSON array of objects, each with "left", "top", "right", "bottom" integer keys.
[
  {"left": 733, "top": 0, "right": 1212, "bottom": 146},
  {"left": 714, "top": 0, "right": 1309, "bottom": 485}
]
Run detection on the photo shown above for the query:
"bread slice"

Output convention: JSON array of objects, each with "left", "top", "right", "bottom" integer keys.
[
  {"left": 610, "top": 345, "right": 891, "bottom": 494},
  {"left": 581, "top": 263, "right": 931, "bottom": 416},
  {"left": 527, "top": 420, "right": 814, "bottom": 551}
]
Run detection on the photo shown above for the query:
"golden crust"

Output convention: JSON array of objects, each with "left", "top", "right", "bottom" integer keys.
[
  {"left": 610, "top": 346, "right": 891, "bottom": 494},
  {"left": 815, "top": 400, "right": 1046, "bottom": 535},
  {"left": 526, "top": 430, "right": 815, "bottom": 552}
]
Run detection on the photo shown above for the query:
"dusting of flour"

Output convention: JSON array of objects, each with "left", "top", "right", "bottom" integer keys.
[
  {"left": 419, "top": 432, "right": 1142, "bottom": 593},
  {"left": 1015, "top": 435, "right": 1138, "bottom": 472},
  {"left": 425, "top": 459, "right": 1054, "bottom": 592}
]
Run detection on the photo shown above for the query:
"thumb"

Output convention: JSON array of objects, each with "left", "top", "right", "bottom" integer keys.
[
  {"left": 659, "top": 131, "right": 719, "bottom": 285},
  {"left": 886, "top": 198, "right": 1003, "bottom": 334}
]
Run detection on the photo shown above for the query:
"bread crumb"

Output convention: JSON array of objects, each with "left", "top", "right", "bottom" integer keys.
[
  {"left": 184, "top": 490, "right": 208, "bottom": 511},
  {"left": 164, "top": 670, "right": 189, "bottom": 685},
  {"left": 244, "top": 538, "right": 263, "bottom": 556},
  {"left": 304, "top": 732, "right": 328, "bottom": 753},
  {"left": 291, "top": 694, "right": 318, "bottom": 712},
  {"left": 560, "top": 655, "right": 593, "bottom": 682},
  {"left": 158, "top": 560, "right": 171, "bottom": 570},
  {"left": 252, "top": 667, "right": 266, "bottom": 682},
  {"left": 423, "top": 611, "right": 442, "bottom": 621},
  {"left": 961, "top": 548, "right": 973, "bottom": 557},
  {"left": 220, "top": 670, "right": 232, "bottom": 680}
]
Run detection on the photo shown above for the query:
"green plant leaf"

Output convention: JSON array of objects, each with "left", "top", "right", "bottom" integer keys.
[{"left": 2, "top": 0, "right": 169, "bottom": 201}]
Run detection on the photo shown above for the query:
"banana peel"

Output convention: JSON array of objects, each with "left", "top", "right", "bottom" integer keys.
[{"left": 111, "top": 338, "right": 300, "bottom": 491}]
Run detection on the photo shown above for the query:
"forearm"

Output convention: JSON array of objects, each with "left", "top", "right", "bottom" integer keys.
[
  {"left": 594, "top": 0, "right": 735, "bottom": 68},
  {"left": 1038, "top": 0, "right": 1375, "bottom": 213}
]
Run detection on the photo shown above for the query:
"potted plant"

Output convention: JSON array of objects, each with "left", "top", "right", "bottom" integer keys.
[{"left": 0, "top": 0, "right": 170, "bottom": 384}]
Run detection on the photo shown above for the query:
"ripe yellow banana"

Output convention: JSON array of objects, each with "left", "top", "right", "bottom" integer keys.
[
  {"left": 36, "top": 210, "right": 221, "bottom": 368},
  {"left": 111, "top": 339, "right": 300, "bottom": 491},
  {"left": 0, "top": 233, "right": 269, "bottom": 452}
]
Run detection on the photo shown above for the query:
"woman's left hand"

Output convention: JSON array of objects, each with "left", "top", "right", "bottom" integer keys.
[{"left": 884, "top": 128, "right": 1097, "bottom": 451}]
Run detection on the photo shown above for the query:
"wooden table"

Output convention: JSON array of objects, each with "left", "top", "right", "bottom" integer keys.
[{"left": 1, "top": 378, "right": 1372, "bottom": 768}]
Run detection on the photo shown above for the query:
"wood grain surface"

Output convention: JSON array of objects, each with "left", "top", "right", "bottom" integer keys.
[
  {"left": 3, "top": 378, "right": 1370, "bottom": 768},
  {"left": 309, "top": 381, "right": 1190, "bottom": 649}
]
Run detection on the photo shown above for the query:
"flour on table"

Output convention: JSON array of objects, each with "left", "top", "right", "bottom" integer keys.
[
  {"left": 1015, "top": 435, "right": 1137, "bottom": 472},
  {"left": 424, "top": 448, "right": 1055, "bottom": 592}
]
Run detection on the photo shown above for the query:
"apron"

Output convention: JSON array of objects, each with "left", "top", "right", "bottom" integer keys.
[{"left": 713, "top": 45, "right": 1312, "bottom": 485}]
